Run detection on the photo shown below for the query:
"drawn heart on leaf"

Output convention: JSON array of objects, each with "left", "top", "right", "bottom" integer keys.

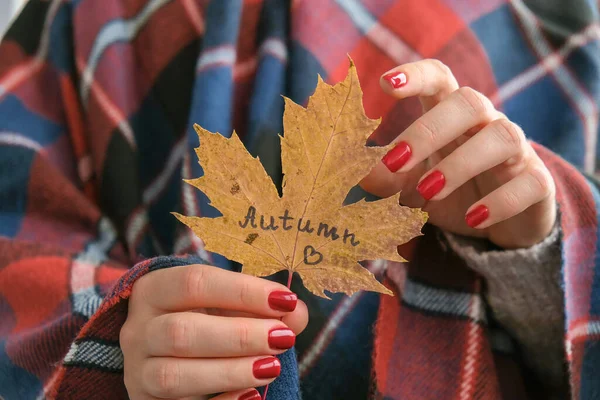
[{"left": 303, "top": 245, "right": 323, "bottom": 265}]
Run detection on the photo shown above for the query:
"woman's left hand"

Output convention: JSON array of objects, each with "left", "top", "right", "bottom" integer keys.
[{"left": 360, "top": 59, "right": 556, "bottom": 249}]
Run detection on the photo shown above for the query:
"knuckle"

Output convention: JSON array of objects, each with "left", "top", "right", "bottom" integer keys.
[
  {"left": 235, "top": 321, "right": 253, "bottom": 353},
  {"left": 122, "top": 368, "right": 134, "bottom": 394},
  {"left": 413, "top": 62, "right": 427, "bottom": 91},
  {"left": 494, "top": 119, "right": 524, "bottom": 148},
  {"left": 183, "top": 265, "right": 208, "bottom": 301},
  {"left": 501, "top": 189, "right": 521, "bottom": 214},
  {"left": 454, "top": 151, "right": 474, "bottom": 177},
  {"left": 529, "top": 166, "right": 555, "bottom": 197},
  {"left": 164, "top": 315, "right": 192, "bottom": 354},
  {"left": 220, "top": 362, "right": 243, "bottom": 389},
  {"left": 413, "top": 118, "right": 440, "bottom": 148},
  {"left": 147, "top": 360, "right": 181, "bottom": 397},
  {"left": 455, "top": 87, "right": 491, "bottom": 118},
  {"left": 132, "top": 274, "right": 152, "bottom": 306},
  {"left": 238, "top": 281, "right": 253, "bottom": 308},
  {"left": 428, "top": 58, "right": 451, "bottom": 76},
  {"left": 119, "top": 322, "right": 136, "bottom": 352}
]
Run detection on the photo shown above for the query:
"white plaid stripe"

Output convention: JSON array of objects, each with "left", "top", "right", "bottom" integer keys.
[
  {"left": 402, "top": 279, "right": 487, "bottom": 323},
  {"left": 76, "top": 217, "right": 117, "bottom": 265},
  {"left": 78, "top": 154, "right": 93, "bottom": 183},
  {"left": 143, "top": 137, "right": 186, "bottom": 204},
  {"left": 181, "top": 0, "right": 205, "bottom": 35},
  {"left": 178, "top": 151, "right": 210, "bottom": 258},
  {"left": 77, "top": 0, "right": 174, "bottom": 150},
  {"left": 70, "top": 217, "right": 117, "bottom": 317},
  {"left": 232, "top": 37, "right": 289, "bottom": 79},
  {"left": 510, "top": 0, "right": 599, "bottom": 173},
  {"left": 0, "top": 0, "right": 62, "bottom": 100},
  {"left": 182, "top": 151, "right": 200, "bottom": 217},
  {"left": 335, "top": 0, "right": 421, "bottom": 64},
  {"left": 64, "top": 340, "right": 124, "bottom": 370},
  {"left": 299, "top": 292, "right": 364, "bottom": 377},
  {"left": 125, "top": 207, "right": 166, "bottom": 255},
  {"left": 120, "top": 136, "right": 186, "bottom": 256},
  {"left": 196, "top": 45, "right": 237, "bottom": 72},
  {"left": 494, "top": 24, "right": 600, "bottom": 105},
  {"left": 238, "top": 37, "right": 288, "bottom": 73},
  {"left": 77, "top": 62, "right": 137, "bottom": 149},
  {"left": 260, "top": 37, "right": 288, "bottom": 62},
  {"left": 0, "top": 132, "right": 43, "bottom": 152},
  {"left": 298, "top": 259, "right": 387, "bottom": 377},
  {"left": 70, "top": 260, "right": 97, "bottom": 294},
  {"left": 125, "top": 207, "right": 149, "bottom": 254},
  {"left": 72, "top": 286, "right": 104, "bottom": 318},
  {"left": 566, "top": 320, "right": 600, "bottom": 358},
  {"left": 80, "top": 0, "right": 172, "bottom": 104},
  {"left": 38, "top": 369, "right": 61, "bottom": 400},
  {"left": 458, "top": 279, "right": 484, "bottom": 400}
]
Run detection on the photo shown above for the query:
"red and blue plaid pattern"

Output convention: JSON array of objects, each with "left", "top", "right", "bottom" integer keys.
[{"left": 1, "top": 1, "right": 600, "bottom": 399}]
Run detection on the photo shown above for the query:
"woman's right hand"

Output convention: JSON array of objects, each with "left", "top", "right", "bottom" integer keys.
[{"left": 120, "top": 265, "right": 308, "bottom": 400}]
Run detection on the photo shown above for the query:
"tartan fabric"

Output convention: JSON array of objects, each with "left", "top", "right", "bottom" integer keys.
[{"left": 1, "top": 0, "right": 600, "bottom": 399}]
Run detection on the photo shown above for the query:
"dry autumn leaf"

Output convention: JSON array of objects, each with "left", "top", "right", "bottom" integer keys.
[{"left": 174, "top": 60, "right": 428, "bottom": 298}]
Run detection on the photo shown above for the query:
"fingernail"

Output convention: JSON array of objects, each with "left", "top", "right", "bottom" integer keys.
[
  {"left": 465, "top": 205, "right": 489, "bottom": 228},
  {"left": 239, "top": 389, "right": 261, "bottom": 400},
  {"left": 268, "top": 327, "right": 296, "bottom": 350},
  {"left": 417, "top": 170, "right": 446, "bottom": 200},
  {"left": 382, "top": 141, "right": 412, "bottom": 172},
  {"left": 253, "top": 356, "right": 281, "bottom": 380},
  {"left": 382, "top": 71, "right": 408, "bottom": 89},
  {"left": 268, "top": 291, "right": 297, "bottom": 312}
]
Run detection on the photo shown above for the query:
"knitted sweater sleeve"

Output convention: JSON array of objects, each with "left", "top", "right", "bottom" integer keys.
[{"left": 442, "top": 221, "right": 567, "bottom": 394}]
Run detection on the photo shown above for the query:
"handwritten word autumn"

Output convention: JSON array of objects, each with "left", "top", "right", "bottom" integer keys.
[{"left": 238, "top": 206, "right": 360, "bottom": 247}]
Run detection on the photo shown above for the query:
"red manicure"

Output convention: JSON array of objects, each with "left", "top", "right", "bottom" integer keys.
[
  {"left": 465, "top": 205, "right": 489, "bottom": 228},
  {"left": 268, "top": 327, "right": 296, "bottom": 350},
  {"left": 239, "top": 389, "right": 261, "bottom": 400},
  {"left": 268, "top": 291, "right": 297, "bottom": 312},
  {"left": 382, "top": 71, "right": 408, "bottom": 89},
  {"left": 382, "top": 141, "right": 412, "bottom": 172},
  {"left": 417, "top": 171, "right": 446, "bottom": 200},
  {"left": 253, "top": 356, "right": 281, "bottom": 380}
]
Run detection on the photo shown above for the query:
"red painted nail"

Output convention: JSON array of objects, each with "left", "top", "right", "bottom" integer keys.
[
  {"left": 382, "top": 71, "right": 408, "bottom": 89},
  {"left": 253, "top": 356, "right": 281, "bottom": 380},
  {"left": 268, "top": 327, "right": 296, "bottom": 350},
  {"left": 268, "top": 291, "right": 297, "bottom": 312},
  {"left": 465, "top": 205, "right": 489, "bottom": 228},
  {"left": 239, "top": 389, "right": 261, "bottom": 400},
  {"left": 382, "top": 141, "right": 412, "bottom": 172},
  {"left": 417, "top": 171, "right": 446, "bottom": 200}
]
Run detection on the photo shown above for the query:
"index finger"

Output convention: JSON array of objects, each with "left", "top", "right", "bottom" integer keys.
[
  {"left": 136, "top": 265, "right": 297, "bottom": 316},
  {"left": 380, "top": 59, "right": 459, "bottom": 111}
]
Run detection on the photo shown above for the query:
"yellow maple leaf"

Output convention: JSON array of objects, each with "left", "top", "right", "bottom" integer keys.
[{"left": 174, "top": 60, "right": 428, "bottom": 298}]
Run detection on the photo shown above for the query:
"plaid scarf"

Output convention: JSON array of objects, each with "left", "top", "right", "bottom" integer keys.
[{"left": 1, "top": 1, "right": 600, "bottom": 399}]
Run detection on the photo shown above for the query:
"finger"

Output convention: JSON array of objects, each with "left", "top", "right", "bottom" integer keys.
[
  {"left": 380, "top": 59, "right": 459, "bottom": 111},
  {"left": 381, "top": 87, "right": 498, "bottom": 174},
  {"left": 146, "top": 313, "right": 295, "bottom": 358},
  {"left": 359, "top": 161, "right": 426, "bottom": 204},
  {"left": 137, "top": 265, "right": 297, "bottom": 316},
  {"left": 416, "top": 118, "right": 527, "bottom": 201},
  {"left": 210, "top": 298, "right": 309, "bottom": 335},
  {"left": 142, "top": 356, "right": 281, "bottom": 398},
  {"left": 464, "top": 164, "right": 555, "bottom": 231},
  {"left": 211, "top": 389, "right": 261, "bottom": 400}
]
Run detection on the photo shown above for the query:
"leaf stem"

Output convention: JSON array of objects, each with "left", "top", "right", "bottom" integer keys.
[
  {"left": 262, "top": 270, "right": 294, "bottom": 400},
  {"left": 286, "top": 269, "right": 293, "bottom": 289}
]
